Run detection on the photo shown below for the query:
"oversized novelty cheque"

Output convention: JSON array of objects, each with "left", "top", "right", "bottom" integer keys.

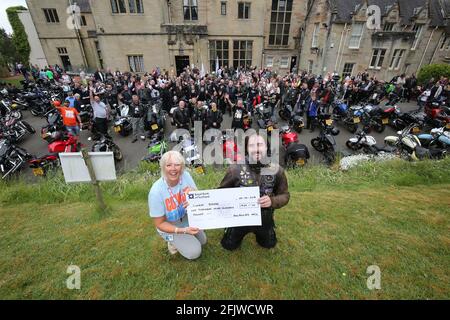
[{"left": 186, "top": 187, "right": 261, "bottom": 230}]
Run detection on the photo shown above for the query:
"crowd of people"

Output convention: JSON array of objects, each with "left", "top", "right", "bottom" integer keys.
[{"left": 11, "top": 62, "right": 450, "bottom": 142}]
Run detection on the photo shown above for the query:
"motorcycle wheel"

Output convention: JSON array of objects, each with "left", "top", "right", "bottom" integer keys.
[
  {"left": 278, "top": 109, "right": 288, "bottom": 121},
  {"left": 374, "top": 123, "right": 385, "bottom": 133},
  {"left": 311, "top": 138, "right": 325, "bottom": 152},
  {"left": 293, "top": 125, "right": 303, "bottom": 134},
  {"left": 346, "top": 140, "right": 362, "bottom": 151},
  {"left": 346, "top": 123, "right": 358, "bottom": 134},
  {"left": 30, "top": 108, "right": 40, "bottom": 116},
  {"left": 22, "top": 121, "right": 36, "bottom": 134},
  {"left": 324, "top": 150, "right": 336, "bottom": 165},
  {"left": 119, "top": 128, "right": 129, "bottom": 137},
  {"left": 12, "top": 110, "right": 22, "bottom": 120},
  {"left": 113, "top": 146, "right": 123, "bottom": 161}
]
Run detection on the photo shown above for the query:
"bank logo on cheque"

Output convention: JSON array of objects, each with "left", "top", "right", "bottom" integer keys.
[{"left": 191, "top": 192, "right": 210, "bottom": 199}]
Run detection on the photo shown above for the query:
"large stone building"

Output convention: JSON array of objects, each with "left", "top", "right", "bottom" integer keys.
[
  {"left": 26, "top": 0, "right": 449, "bottom": 77},
  {"left": 299, "top": 0, "right": 450, "bottom": 79},
  {"left": 26, "top": 0, "right": 306, "bottom": 74}
]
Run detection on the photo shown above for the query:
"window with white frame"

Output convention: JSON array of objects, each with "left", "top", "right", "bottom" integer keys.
[
  {"left": 238, "top": 2, "right": 251, "bottom": 19},
  {"left": 221, "top": 2, "right": 227, "bottom": 15},
  {"left": 311, "top": 23, "right": 319, "bottom": 48},
  {"left": 411, "top": 24, "right": 423, "bottom": 50},
  {"left": 349, "top": 23, "right": 364, "bottom": 49},
  {"left": 128, "top": 0, "right": 144, "bottom": 13},
  {"left": 266, "top": 56, "right": 274, "bottom": 67},
  {"left": 209, "top": 40, "right": 229, "bottom": 72},
  {"left": 280, "top": 56, "right": 289, "bottom": 68},
  {"left": 233, "top": 40, "right": 252, "bottom": 69},
  {"left": 389, "top": 49, "right": 405, "bottom": 70},
  {"left": 128, "top": 55, "right": 144, "bottom": 72},
  {"left": 43, "top": 8, "right": 59, "bottom": 23},
  {"left": 342, "top": 63, "right": 355, "bottom": 77},
  {"left": 369, "top": 49, "right": 386, "bottom": 69},
  {"left": 269, "top": 0, "right": 293, "bottom": 46},
  {"left": 111, "top": 0, "right": 127, "bottom": 13},
  {"left": 184, "top": 0, "right": 198, "bottom": 20}
]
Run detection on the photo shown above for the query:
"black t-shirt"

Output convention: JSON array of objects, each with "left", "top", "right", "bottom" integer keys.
[{"left": 129, "top": 103, "right": 144, "bottom": 118}]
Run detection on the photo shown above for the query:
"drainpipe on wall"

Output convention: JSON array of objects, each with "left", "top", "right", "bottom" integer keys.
[
  {"left": 299, "top": 0, "right": 316, "bottom": 72},
  {"left": 418, "top": 26, "right": 439, "bottom": 70},
  {"left": 320, "top": 12, "right": 335, "bottom": 75},
  {"left": 429, "top": 30, "right": 444, "bottom": 65},
  {"left": 334, "top": 22, "right": 347, "bottom": 72},
  {"left": 68, "top": 0, "right": 88, "bottom": 70},
  {"left": 337, "top": 24, "right": 350, "bottom": 73}
]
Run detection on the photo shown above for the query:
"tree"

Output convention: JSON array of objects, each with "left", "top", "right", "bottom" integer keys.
[
  {"left": 417, "top": 64, "right": 450, "bottom": 86},
  {"left": 0, "top": 28, "right": 17, "bottom": 77},
  {"left": 6, "top": 6, "right": 31, "bottom": 65}
]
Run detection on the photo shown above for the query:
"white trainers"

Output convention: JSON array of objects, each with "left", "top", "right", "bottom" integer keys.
[
  {"left": 140, "top": 135, "right": 146, "bottom": 140},
  {"left": 87, "top": 136, "right": 92, "bottom": 141},
  {"left": 167, "top": 242, "right": 178, "bottom": 255}
]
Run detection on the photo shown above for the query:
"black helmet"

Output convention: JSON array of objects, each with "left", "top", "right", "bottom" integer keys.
[{"left": 331, "top": 127, "right": 340, "bottom": 136}]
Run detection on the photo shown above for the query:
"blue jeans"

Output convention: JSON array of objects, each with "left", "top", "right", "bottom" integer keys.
[{"left": 66, "top": 125, "right": 80, "bottom": 136}]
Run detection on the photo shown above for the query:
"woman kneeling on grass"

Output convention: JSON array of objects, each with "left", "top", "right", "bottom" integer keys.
[{"left": 148, "top": 150, "right": 207, "bottom": 260}]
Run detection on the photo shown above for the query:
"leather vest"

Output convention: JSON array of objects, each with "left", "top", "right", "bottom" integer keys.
[{"left": 236, "top": 164, "right": 277, "bottom": 225}]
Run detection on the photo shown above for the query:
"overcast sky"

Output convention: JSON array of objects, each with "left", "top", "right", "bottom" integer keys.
[{"left": 0, "top": 0, "right": 28, "bottom": 34}]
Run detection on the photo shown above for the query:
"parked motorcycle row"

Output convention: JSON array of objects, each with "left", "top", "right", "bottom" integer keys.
[
  {"left": 0, "top": 80, "right": 123, "bottom": 179},
  {"left": 1, "top": 76, "right": 449, "bottom": 179}
]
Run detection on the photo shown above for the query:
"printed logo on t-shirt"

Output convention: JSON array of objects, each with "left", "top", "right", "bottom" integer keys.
[{"left": 65, "top": 110, "right": 75, "bottom": 118}]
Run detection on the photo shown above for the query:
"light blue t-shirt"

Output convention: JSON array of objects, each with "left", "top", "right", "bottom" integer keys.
[
  {"left": 148, "top": 171, "right": 197, "bottom": 228},
  {"left": 65, "top": 96, "right": 76, "bottom": 107}
]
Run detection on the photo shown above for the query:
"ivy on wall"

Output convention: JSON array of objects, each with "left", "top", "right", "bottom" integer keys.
[{"left": 6, "top": 6, "right": 31, "bottom": 65}]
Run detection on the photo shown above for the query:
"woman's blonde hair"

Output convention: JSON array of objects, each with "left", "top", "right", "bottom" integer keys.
[{"left": 159, "top": 150, "right": 185, "bottom": 179}]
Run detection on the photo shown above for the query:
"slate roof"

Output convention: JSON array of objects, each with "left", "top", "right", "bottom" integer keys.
[{"left": 328, "top": 0, "right": 448, "bottom": 27}]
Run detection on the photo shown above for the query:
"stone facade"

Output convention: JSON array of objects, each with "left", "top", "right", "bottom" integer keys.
[
  {"left": 299, "top": 0, "right": 450, "bottom": 79},
  {"left": 26, "top": 0, "right": 305, "bottom": 74},
  {"left": 17, "top": 9, "right": 48, "bottom": 69}
]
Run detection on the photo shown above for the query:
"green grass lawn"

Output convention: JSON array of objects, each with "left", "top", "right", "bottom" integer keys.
[
  {"left": 0, "top": 75, "right": 23, "bottom": 88},
  {"left": 0, "top": 159, "right": 449, "bottom": 299}
]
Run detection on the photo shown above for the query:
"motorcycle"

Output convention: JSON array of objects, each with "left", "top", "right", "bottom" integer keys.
[
  {"left": 142, "top": 133, "right": 168, "bottom": 162},
  {"left": 310, "top": 115, "right": 340, "bottom": 165},
  {"left": 170, "top": 131, "right": 205, "bottom": 174},
  {"left": 254, "top": 102, "right": 278, "bottom": 134},
  {"left": 424, "top": 101, "right": 450, "bottom": 129},
  {"left": 331, "top": 100, "right": 359, "bottom": 133},
  {"left": 145, "top": 100, "right": 166, "bottom": 137},
  {"left": 356, "top": 104, "right": 386, "bottom": 133},
  {"left": 222, "top": 130, "right": 244, "bottom": 164},
  {"left": 391, "top": 109, "right": 426, "bottom": 132},
  {"left": 0, "top": 138, "right": 33, "bottom": 179},
  {"left": 48, "top": 134, "right": 81, "bottom": 154},
  {"left": 78, "top": 103, "right": 93, "bottom": 130},
  {"left": 113, "top": 104, "right": 132, "bottom": 137},
  {"left": 417, "top": 127, "right": 450, "bottom": 150},
  {"left": 346, "top": 129, "right": 397, "bottom": 155},
  {"left": 91, "top": 135, "right": 123, "bottom": 161},
  {"left": 384, "top": 124, "right": 446, "bottom": 161},
  {"left": 280, "top": 125, "right": 309, "bottom": 167},
  {"left": 28, "top": 154, "right": 60, "bottom": 177},
  {"left": 0, "top": 99, "right": 23, "bottom": 120},
  {"left": 41, "top": 109, "right": 65, "bottom": 143},
  {"left": 0, "top": 114, "right": 35, "bottom": 143}
]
